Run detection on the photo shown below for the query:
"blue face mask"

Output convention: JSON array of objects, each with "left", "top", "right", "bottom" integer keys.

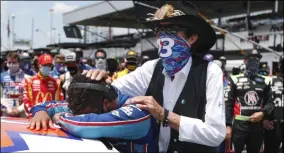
[
  {"left": 40, "top": 66, "right": 52, "bottom": 76},
  {"left": 157, "top": 31, "right": 191, "bottom": 76}
]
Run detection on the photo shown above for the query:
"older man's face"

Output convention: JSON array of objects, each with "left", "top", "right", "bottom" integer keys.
[{"left": 155, "top": 24, "right": 199, "bottom": 45}]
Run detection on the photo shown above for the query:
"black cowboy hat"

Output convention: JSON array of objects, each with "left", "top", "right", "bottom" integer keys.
[
  {"left": 246, "top": 49, "right": 262, "bottom": 59},
  {"left": 139, "top": 1, "right": 216, "bottom": 53}
]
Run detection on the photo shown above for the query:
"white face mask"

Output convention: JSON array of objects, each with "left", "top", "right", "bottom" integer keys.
[
  {"left": 95, "top": 59, "right": 106, "bottom": 70},
  {"left": 7, "top": 64, "right": 20, "bottom": 73}
]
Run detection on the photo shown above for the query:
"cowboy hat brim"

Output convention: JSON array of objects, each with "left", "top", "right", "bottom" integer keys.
[
  {"left": 246, "top": 53, "right": 262, "bottom": 59},
  {"left": 139, "top": 14, "right": 216, "bottom": 52}
]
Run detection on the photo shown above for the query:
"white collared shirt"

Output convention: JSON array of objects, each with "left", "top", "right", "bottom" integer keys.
[{"left": 112, "top": 57, "right": 226, "bottom": 152}]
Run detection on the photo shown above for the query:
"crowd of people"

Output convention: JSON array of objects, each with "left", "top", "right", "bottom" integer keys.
[
  {"left": 1, "top": 1, "right": 283, "bottom": 153},
  {"left": 0, "top": 48, "right": 148, "bottom": 117}
]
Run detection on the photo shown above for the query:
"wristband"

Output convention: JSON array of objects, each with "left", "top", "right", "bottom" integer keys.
[{"left": 162, "top": 108, "right": 169, "bottom": 127}]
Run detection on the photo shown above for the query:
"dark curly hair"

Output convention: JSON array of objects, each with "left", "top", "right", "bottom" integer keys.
[{"left": 67, "top": 74, "right": 105, "bottom": 115}]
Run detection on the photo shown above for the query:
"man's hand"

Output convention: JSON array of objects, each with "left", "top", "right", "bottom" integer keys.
[
  {"left": 27, "top": 111, "right": 55, "bottom": 131},
  {"left": 82, "top": 69, "right": 112, "bottom": 83},
  {"left": 130, "top": 96, "right": 164, "bottom": 121},
  {"left": 263, "top": 120, "right": 274, "bottom": 130},
  {"left": 52, "top": 112, "right": 64, "bottom": 124},
  {"left": 225, "top": 126, "right": 232, "bottom": 140},
  {"left": 248, "top": 112, "right": 264, "bottom": 123},
  {"left": 7, "top": 108, "right": 20, "bottom": 117}
]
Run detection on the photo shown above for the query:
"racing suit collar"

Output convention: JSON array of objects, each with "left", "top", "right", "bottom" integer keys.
[
  {"left": 8, "top": 69, "right": 22, "bottom": 76},
  {"left": 37, "top": 72, "right": 50, "bottom": 79}
]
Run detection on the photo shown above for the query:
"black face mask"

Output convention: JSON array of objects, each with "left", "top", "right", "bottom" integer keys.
[
  {"left": 246, "top": 58, "right": 259, "bottom": 72},
  {"left": 67, "top": 67, "right": 78, "bottom": 76},
  {"left": 245, "top": 58, "right": 260, "bottom": 79}
]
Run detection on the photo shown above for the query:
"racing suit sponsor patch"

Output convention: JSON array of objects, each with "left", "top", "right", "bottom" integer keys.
[
  {"left": 274, "top": 81, "right": 283, "bottom": 87},
  {"left": 243, "top": 86, "right": 250, "bottom": 89},
  {"left": 255, "top": 88, "right": 263, "bottom": 91},
  {"left": 111, "top": 110, "right": 120, "bottom": 117},
  {"left": 244, "top": 91, "right": 259, "bottom": 106},
  {"left": 236, "top": 82, "right": 243, "bottom": 86},
  {"left": 239, "top": 78, "right": 248, "bottom": 83},
  {"left": 120, "top": 106, "right": 133, "bottom": 116},
  {"left": 255, "top": 77, "right": 264, "bottom": 83}
]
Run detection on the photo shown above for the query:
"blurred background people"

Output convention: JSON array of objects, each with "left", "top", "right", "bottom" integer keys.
[
  {"left": 60, "top": 51, "right": 90, "bottom": 98},
  {"left": 20, "top": 52, "right": 36, "bottom": 76},
  {"left": 263, "top": 55, "right": 283, "bottom": 153},
  {"left": 0, "top": 55, "right": 7, "bottom": 73},
  {"left": 94, "top": 49, "right": 107, "bottom": 70},
  {"left": 113, "top": 50, "right": 139, "bottom": 80},
  {"left": 225, "top": 50, "right": 273, "bottom": 153},
  {"left": 32, "top": 55, "right": 40, "bottom": 73},
  {"left": 219, "top": 56, "right": 228, "bottom": 80},
  {"left": 50, "top": 54, "right": 66, "bottom": 79},
  {"left": 232, "top": 66, "right": 241, "bottom": 75},
  {"left": 140, "top": 55, "right": 150, "bottom": 66},
  {"left": 203, "top": 53, "right": 214, "bottom": 62},
  {"left": 1, "top": 52, "right": 31, "bottom": 118},
  {"left": 259, "top": 63, "right": 270, "bottom": 77},
  {"left": 23, "top": 53, "right": 63, "bottom": 117},
  {"left": 106, "top": 58, "right": 119, "bottom": 80}
]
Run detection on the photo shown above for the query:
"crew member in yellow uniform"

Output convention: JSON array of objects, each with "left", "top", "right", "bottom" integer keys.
[{"left": 113, "top": 50, "right": 139, "bottom": 80}]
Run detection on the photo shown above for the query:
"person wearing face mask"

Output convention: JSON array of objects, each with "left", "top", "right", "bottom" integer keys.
[
  {"left": 82, "top": 2, "right": 226, "bottom": 152},
  {"left": 0, "top": 55, "right": 6, "bottom": 73},
  {"left": 50, "top": 54, "right": 66, "bottom": 79},
  {"left": 106, "top": 58, "right": 119, "bottom": 80},
  {"left": 20, "top": 52, "right": 36, "bottom": 76},
  {"left": 263, "top": 55, "right": 283, "bottom": 153},
  {"left": 94, "top": 49, "right": 107, "bottom": 70},
  {"left": 23, "top": 54, "right": 63, "bottom": 118},
  {"left": 32, "top": 55, "right": 40, "bottom": 73},
  {"left": 225, "top": 50, "right": 274, "bottom": 153},
  {"left": 259, "top": 64, "right": 270, "bottom": 77},
  {"left": 1, "top": 52, "right": 31, "bottom": 118},
  {"left": 113, "top": 50, "right": 139, "bottom": 80},
  {"left": 59, "top": 52, "right": 91, "bottom": 99}
]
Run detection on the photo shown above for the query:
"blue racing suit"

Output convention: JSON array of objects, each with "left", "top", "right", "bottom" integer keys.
[
  {"left": 30, "top": 90, "right": 156, "bottom": 153},
  {"left": 23, "top": 69, "right": 36, "bottom": 76},
  {"left": 50, "top": 69, "right": 63, "bottom": 79}
]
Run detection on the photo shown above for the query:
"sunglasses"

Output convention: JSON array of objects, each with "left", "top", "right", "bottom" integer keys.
[
  {"left": 154, "top": 25, "right": 188, "bottom": 35},
  {"left": 95, "top": 56, "right": 106, "bottom": 60}
]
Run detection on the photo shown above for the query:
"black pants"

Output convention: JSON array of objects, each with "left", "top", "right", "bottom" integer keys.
[
  {"left": 264, "top": 121, "right": 283, "bottom": 153},
  {"left": 232, "top": 121, "right": 263, "bottom": 153}
]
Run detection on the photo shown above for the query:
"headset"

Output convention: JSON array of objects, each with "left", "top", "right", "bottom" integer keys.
[{"left": 69, "top": 83, "right": 118, "bottom": 101}]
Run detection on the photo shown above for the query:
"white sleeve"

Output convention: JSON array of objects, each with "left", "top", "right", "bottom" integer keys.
[
  {"left": 17, "top": 103, "right": 25, "bottom": 112},
  {"left": 111, "top": 59, "right": 158, "bottom": 97},
  {"left": 178, "top": 62, "right": 226, "bottom": 146}
]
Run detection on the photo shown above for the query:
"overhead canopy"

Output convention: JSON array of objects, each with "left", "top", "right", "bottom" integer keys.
[
  {"left": 63, "top": 1, "right": 283, "bottom": 28},
  {"left": 46, "top": 43, "right": 89, "bottom": 49},
  {"left": 87, "top": 39, "right": 138, "bottom": 49},
  {"left": 46, "top": 40, "right": 139, "bottom": 50},
  {"left": 227, "top": 12, "right": 284, "bottom": 23}
]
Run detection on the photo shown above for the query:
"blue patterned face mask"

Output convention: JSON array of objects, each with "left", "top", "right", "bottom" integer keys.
[{"left": 157, "top": 31, "right": 191, "bottom": 76}]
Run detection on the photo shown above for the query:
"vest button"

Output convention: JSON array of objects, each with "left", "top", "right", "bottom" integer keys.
[
  {"left": 181, "top": 99, "right": 185, "bottom": 104},
  {"left": 173, "top": 139, "right": 177, "bottom": 142},
  {"left": 173, "top": 151, "right": 178, "bottom": 153}
]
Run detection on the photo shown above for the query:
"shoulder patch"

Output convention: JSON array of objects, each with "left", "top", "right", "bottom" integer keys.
[
  {"left": 120, "top": 106, "right": 133, "bottom": 116},
  {"left": 111, "top": 110, "right": 120, "bottom": 117}
]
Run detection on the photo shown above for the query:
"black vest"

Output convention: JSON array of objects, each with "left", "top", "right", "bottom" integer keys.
[{"left": 145, "top": 57, "right": 217, "bottom": 153}]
